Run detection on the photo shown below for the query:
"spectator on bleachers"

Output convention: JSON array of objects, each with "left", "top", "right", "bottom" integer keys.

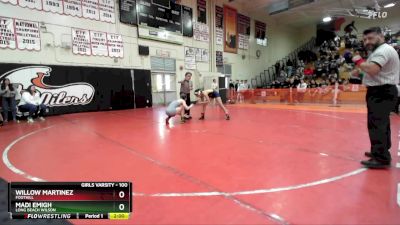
[
  {"left": 273, "top": 80, "right": 281, "bottom": 89},
  {"left": 303, "top": 66, "right": 314, "bottom": 77},
  {"left": 321, "top": 72, "right": 328, "bottom": 80},
  {"left": 336, "top": 54, "right": 345, "bottom": 66},
  {"left": 329, "top": 78, "right": 337, "bottom": 86},
  {"left": 329, "top": 57, "right": 339, "bottom": 74},
  {"left": 323, "top": 57, "right": 330, "bottom": 73},
  {"left": 298, "top": 59, "right": 305, "bottom": 68},
  {"left": 18, "top": 85, "right": 47, "bottom": 123},
  {"left": 328, "top": 70, "right": 338, "bottom": 80},
  {"left": 329, "top": 40, "right": 337, "bottom": 51},
  {"left": 288, "top": 77, "right": 296, "bottom": 88},
  {"left": 279, "top": 69, "right": 288, "bottom": 79},
  {"left": 315, "top": 58, "right": 323, "bottom": 77},
  {"left": 309, "top": 79, "right": 319, "bottom": 102},
  {"left": 309, "top": 79, "right": 318, "bottom": 88},
  {"left": 268, "top": 81, "right": 274, "bottom": 89},
  {"left": 0, "top": 78, "right": 17, "bottom": 123},
  {"left": 275, "top": 62, "right": 281, "bottom": 75},
  {"left": 287, "top": 59, "right": 294, "bottom": 76},
  {"left": 343, "top": 50, "right": 353, "bottom": 64},
  {"left": 281, "top": 78, "right": 289, "bottom": 89},
  {"left": 341, "top": 79, "right": 351, "bottom": 92},
  {"left": 293, "top": 75, "right": 301, "bottom": 86},
  {"left": 321, "top": 41, "right": 329, "bottom": 52},
  {"left": 339, "top": 61, "right": 353, "bottom": 80},
  {"left": 349, "top": 69, "right": 363, "bottom": 84},
  {"left": 296, "top": 65, "right": 305, "bottom": 75},
  {"left": 296, "top": 79, "right": 308, "bottom": 102}
]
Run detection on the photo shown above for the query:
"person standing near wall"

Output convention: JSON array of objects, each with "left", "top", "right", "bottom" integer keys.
[
  {"left": 211, "top": 78, "right": 219, "bottom": 91},
  {"left": 296, "top": 79, "right": 307, "bottom": 102},
  {"left": 229, "top": 80, "right": 235, "bottom": 101},
  {"left": 352, "top": 27, "right": 400, "bottom": 169},
  {"left": 211, "top": 78, "right": 219, "bottom": 106},
  {"left": 178, "top": 72, "right": 193, "bottom": 119},
  {"left": 0, "top": 78, "right": 17, "bottom": 123},
  {"left": 244, "top": 80, "right": 250, "bottom": 89}
]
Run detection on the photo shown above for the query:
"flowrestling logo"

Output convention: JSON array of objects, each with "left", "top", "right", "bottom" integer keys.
[
  {"left": 367, "top": 10, "right": 388, "bottom": 19},
  {"left": 0, "top": 66, "right": 95, "bottom": 107}
]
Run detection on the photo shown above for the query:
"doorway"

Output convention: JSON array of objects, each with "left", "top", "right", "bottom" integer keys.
[
  {"left": 151, "top": 73, "right": 177, "bottom": 105},
  {"left": 151, "top": 57, "right": 177, "bottom": 106}
]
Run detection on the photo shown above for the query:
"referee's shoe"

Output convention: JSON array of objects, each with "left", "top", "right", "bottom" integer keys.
[{"left": 362, "top": 151, "right": 391, "bottom": 168}]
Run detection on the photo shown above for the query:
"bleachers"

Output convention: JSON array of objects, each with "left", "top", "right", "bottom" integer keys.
[
  {"left": 251, "top": 37, "right": 317, "bottom": 88},
  {"left": 230, "top": 84, "right": 367, "bottom": 106}
]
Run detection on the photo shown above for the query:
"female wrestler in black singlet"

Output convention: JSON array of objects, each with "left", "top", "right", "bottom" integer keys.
[{"left": 194, "top": 89, "right": 230, "bottom": 120}]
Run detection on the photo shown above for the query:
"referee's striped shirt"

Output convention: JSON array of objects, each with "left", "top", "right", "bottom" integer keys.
[{"left": 363, "top": 43, "right": 400, "bottom": 86}]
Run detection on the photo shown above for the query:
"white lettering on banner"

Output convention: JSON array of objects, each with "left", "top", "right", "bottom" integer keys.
[
  {"left": 43, "top": 0, "right": 64, "bottom": 14},
  {"left": 63, "top": 0, "right": 83, "bottom": 17},
  {"left": 238, "top": 34, "right": 249, "bottom": 50},
  {"left": 72, "top": 28, "right": 91, "bottom": 55},
  {"left": 184, "top": 47, "right": 196, "bottom": 70},
  {"left": 193, "top": 22, "right": 209, "bottom": 42},
  {"left": 90, "top": 30, "right": 108, "bottom": 56},
  {"left": 194, "top": 48, "right": 208, "bottom": 62},
  {"left": 216, "top": 28, "right": 223, "bottom": 46},
  {"left": 201, "top": 49, "right": 209, "bottom": 62},
  {"left": 0, "top": 66, "right": 95, "bottom": 107},
  {"left": 82, "top": 0, "right": 100, "bottom": 20},
  {"left": 193, "top": 22, "right": 200, "bottom": 41},
  {"left": 0, "top": 17, "right": 16, "bottom": 49},
  {"left": 0, "top": 0, "right": 18, "bottom": 5},
  {"left": 195, "top": 48, "right": 202, "bottom": 62},
  {"left": 18, "top": 0, "right": 42, "bottom": 10},
  {"left": 200, "top": 23, "right": 209, "bottom": 42},
  {"left": 238, "top": 34, "right": 244, "bottom": 49},
  {"left": 15, "top": 19, "right": 41, "bottom": 51},
  {"left": 106, "top": 33, "right": 123, "bottom": 58},
  {"left": 99, "top": 0, "right": 115, "bottom": 23}
]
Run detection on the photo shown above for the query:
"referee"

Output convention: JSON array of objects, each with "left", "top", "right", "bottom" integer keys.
[
  {"left": 352, "top": 27, "right": 400, "bottom": 168},
  {"left": 179, "top": 72, "right": 193, "bottom": 119}
]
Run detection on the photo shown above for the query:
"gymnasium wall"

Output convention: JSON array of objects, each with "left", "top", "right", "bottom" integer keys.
[
  {"left": 0, "top": 64, "right": 152, "bottom": 115},
  {"left": 0, "top": 0, "right": 314, "bottom": 88}
]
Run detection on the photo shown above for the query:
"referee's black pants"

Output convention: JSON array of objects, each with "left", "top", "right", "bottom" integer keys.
[
  {"left": 394, "top": 97, "right": 400, "bottom": 113},
  {"left": 366, "top": 85, "right": 398, "bottom": 162},
  {"left": 181, "top": 93, "right": 191, "bottom": 115}
]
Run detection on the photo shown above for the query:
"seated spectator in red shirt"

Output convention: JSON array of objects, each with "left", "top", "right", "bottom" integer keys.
[{"left": 304, "top": 67, "right": 314, "bottom": 76}]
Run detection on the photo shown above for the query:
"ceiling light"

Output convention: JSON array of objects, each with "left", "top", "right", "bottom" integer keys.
[
  {"left": 323, "top": 16, "right": 332, "bottom": 22},
  {"left": 383, "top": 3, "right": 395, "bottom": 8}
]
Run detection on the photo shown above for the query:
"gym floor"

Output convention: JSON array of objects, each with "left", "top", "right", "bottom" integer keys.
[{"left": 1, "top": 104, "right": 399, "bottom": 224}]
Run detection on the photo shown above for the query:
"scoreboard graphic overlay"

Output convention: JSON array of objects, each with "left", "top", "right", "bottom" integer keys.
[{"left": 9, "top": 182, "right": 132, "bottom": 220}]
